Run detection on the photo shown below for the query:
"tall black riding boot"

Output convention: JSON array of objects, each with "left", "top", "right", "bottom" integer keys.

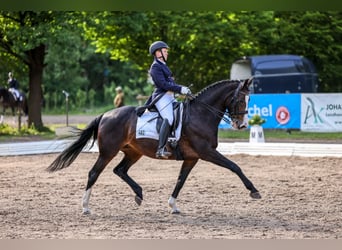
[{"left": 156, "top": 119, "right": 172, "bottom": 159}]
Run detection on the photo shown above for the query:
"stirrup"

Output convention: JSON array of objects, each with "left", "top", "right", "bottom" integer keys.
[{"left": 156, "top": 148, "right": 172, "bottom": 159}]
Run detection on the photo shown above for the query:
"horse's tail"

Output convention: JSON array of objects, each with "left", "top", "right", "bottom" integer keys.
[{"left": 46, "top": 114, "right": 104, "bottom": 172}]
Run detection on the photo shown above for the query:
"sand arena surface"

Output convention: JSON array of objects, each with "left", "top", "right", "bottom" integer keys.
[{"left": 0, "top": 152, "right": 341, "bottom": 239}]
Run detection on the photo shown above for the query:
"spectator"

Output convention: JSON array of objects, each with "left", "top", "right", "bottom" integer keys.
[{"left": 114, "top": 86, "right": 125, "bottom": 108}]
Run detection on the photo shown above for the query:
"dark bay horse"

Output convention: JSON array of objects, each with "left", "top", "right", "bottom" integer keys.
[
  {"left": 0, "top": 87, "right": 28, "bottom": 116},
  {"left": 47, "top": 78, "right": 261, "bottom": 214}
]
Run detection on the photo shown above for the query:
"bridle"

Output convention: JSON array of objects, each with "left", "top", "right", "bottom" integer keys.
[
  {"left": 230, "top": 81, "right": 249, "bottom": 118},
  {"left": 189, "top": 80, "right": 249, "bottom": 125}
]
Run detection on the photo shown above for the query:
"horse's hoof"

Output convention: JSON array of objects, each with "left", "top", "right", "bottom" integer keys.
[
  {"left": 82, "top": 208, "right": 91, "bottom": 215},
  {"left": 171, "top": 209, "right": 181, "bottom": 214},
  {"left": 250, "top": 191, "right": 261, "bottom": 199},
  {"left": 135, "top": 195, "right": 142, "bottom": 206}
]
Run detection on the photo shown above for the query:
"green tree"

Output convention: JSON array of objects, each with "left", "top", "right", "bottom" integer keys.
[
  {"left": 240, "top": 11, "right": 342, "bottom": 92},
  {"left": 1, "top": 10, "right": 341, "bottom": 125},
  {"left": 43, "top": 35, "right": 90, "bottom": 110},
  {"left": 84, "top": 11, "right": 342, "bottom": 93},
  {"left": 272, "top": 11, "right": 342, "bottom": 92},
  {"left": 0, "top": 11, "right": 85, "bottom": 129},
  {"left": 83, "top": 11, "right": 247, "bottom": 92}
]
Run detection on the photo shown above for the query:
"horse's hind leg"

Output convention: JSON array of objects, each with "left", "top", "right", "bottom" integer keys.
[
  {"left": 82, "top": 153, "right": 116, "bottom": 214},
  {"left": 168, "top": 159, "right": 198, "bottom": 214},
  {"left": 113, "top": 149, "right": 143, "bottom": 205}
]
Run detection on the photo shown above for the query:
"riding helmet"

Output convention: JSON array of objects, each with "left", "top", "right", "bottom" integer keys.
[{"left": 149, "top": 41, "right": 169, "bottom": 55}]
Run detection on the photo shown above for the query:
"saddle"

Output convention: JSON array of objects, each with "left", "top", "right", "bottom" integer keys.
[
  {"left": 136, "top": 101, "right": 182, "bottom": 137},
  {"left": 135, "top": 93, "right": 182, "bottom": 137},
  {"left": 135, "top": 98, "right": 184, "bottom": 160},
  {"left": 9, "top": 89, "right": 22, "bottom": 102}
]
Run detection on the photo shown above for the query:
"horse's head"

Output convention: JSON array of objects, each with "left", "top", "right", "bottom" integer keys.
[{"left": 227, "top": 78, "right": 252, "bottom": 130}]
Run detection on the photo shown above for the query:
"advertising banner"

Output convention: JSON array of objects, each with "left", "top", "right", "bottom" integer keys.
[
  {"left": 219, "top": 94, "right": 301, "bottom": 129},
  {"left": 248, "top": 94, "right": 301, "bottom": 129},
  {"left": 301, "top": 94, "right": 342, "bottom": 132}
]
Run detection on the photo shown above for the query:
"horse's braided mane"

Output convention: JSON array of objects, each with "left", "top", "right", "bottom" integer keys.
[{"left": 193, "top": 79, "right": 240, "bottom": 99}]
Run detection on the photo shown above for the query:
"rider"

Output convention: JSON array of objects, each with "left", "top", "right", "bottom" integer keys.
[
  {"left": 8, "top": 72, "right": 21, "bottom": 102},
  {"left": 148, "top": 40, "right": 192, "bottom": 159}
]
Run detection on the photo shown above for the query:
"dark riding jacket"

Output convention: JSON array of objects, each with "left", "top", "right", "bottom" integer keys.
[
  {"left": 147, "top": 59, "right": 182, "bottom": 104},
  {"left": 8, "top": 78, "right": 19, "bottom": 89}
]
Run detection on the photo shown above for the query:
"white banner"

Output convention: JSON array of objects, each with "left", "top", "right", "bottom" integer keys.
[{"left": 301, "top": 94, "right": 342, "bottom": 132}]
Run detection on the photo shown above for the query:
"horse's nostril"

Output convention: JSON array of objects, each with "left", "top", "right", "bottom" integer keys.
[{"left": 239, "top": 123, "right": 247, "bottom": 130}]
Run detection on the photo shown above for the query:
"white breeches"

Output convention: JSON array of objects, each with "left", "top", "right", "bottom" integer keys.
[
  {"left": 9, "top": 88, "right": 20, "bottom": 99},
  {"left": 155, "top": 91, "right": 175, "bottom": 125}
]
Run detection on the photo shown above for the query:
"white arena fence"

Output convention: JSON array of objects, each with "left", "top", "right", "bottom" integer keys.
[{"left": 0, "top": 140, "right": 341, "bottom": 158}]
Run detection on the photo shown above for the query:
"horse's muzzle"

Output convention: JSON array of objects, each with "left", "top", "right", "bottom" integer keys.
[
  {"left": 231, "top": 120, "right": 247, "bottom": 130},
  {"left": 238, "top": 123, "right": 248, "bottom": 130},
  {"left": 231, "top": 114, "right": 248, "bottom": 130}
]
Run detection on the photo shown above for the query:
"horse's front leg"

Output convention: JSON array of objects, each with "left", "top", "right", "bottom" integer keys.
[
  {"left": 0, "top": 108, "right": 3, "bottom": 123},
  {"left": 201, "top": 149, "right": 261, "bottom": 199},
  {"left": 168, "top": 159, "right": 198, "bottom": 214},
  {"left": 11, "top": 106, "right": 15, "bottom": 117}
]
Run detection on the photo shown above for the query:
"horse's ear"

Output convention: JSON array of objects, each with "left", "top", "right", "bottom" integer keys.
[{"left": 243, "top": 77, "right": 254, "bottom": 88}]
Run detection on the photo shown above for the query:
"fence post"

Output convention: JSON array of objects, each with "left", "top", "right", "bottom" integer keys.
[{"left": 62, "top": 90, "right": 69, "bottom": 127}]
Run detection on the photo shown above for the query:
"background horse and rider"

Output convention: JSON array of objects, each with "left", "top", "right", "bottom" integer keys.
[
  {"left": 47, "top": 78, "right": 261, "bottom": 215},
  {"left": 0, "top": 87, "right": 28, "bottom": 119}
]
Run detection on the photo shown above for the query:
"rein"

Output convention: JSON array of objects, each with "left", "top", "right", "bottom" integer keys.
[
  {"left": 190, "top": 96, "right": 232, "bottom": 123},
  {"left": 189, "top": 81, "right": 247, "bottom": 124}
]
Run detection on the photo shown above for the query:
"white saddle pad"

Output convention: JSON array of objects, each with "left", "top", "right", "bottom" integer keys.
[{"left": 136, "top": 103, "right": 183, "bottom": 141}]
